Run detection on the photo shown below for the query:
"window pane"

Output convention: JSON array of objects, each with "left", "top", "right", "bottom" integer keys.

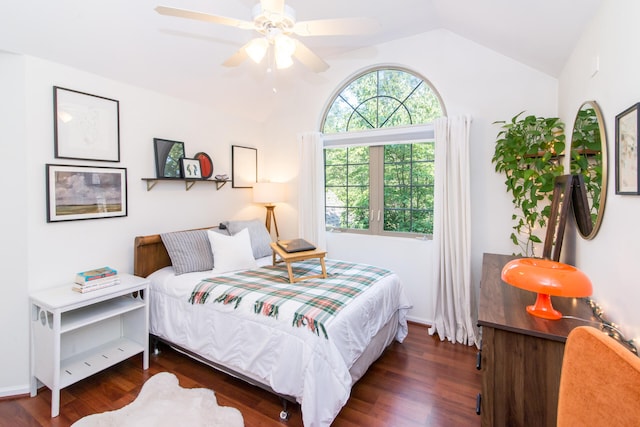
[
  {"left": 349, "top": 145, "right": 369, "bottom": 163},
  {"left": 383, "top": 142, "right": 434, "bottom": 235},
  {"left": 384, "top": 144, "right": 411, "bottom": 162},
  {"left": 412, "top": 142, "right": 435, "bottom": 161},
  {"left": 326, "top": 185, "right": 346, "bottom": 204},
  {"left": 384, "top": 209, "right": 410, "bottom": 232},
  {"left": 384, "top": 186, "right": 409, "bottom": 208},
  {"left": 326, "top": 207, "right": 345, "bottom": 228},
  {"left": 348, "top": 208, "right": 369, "bottom": 229},
  {"left": 404, "top": 84, "right": 443, "bottom": 123},
  {"left": 325, "top": 147, "right": 347, "bottom": 165},
  {"left": 344, "top": 71, "right": 377, "bottom": 105},
  {"left": 348, "top": 164, "right": 369, "bottom": 185},
  {"left": 325, "top": 165, "right": 346, "bottom": 186},
  {"left": 384, "top": 164, "right": 410, "bottom": 185},
  {"left": 324, "top": 99, "right": 352, "bottom": 134},
  {"left": 378, "top": 69, "right": 422, "bottom": 99},
  {"left": 348, "top": 185, "right": 369, "bottom": 207},
  {"left": 324, "top": 146, "right": 370, "bottom": 231},
  {"left": 412, "top": 186, "right": 434, "bottom": 209},
  {"left": 348, "top": 99, "right": 377, "bottom": 131},
  {"left": 411, "top": 210, "right": 433, "bottom": 234},
  {"left": 412, "top": 161, "right": 434, "bottom": 186}
]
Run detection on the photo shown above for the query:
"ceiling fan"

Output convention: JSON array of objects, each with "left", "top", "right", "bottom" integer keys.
[{"left": 155, "top": 0, "right": 378, "bottom": 73}]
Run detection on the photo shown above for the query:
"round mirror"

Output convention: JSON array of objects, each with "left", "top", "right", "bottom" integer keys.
[{"left": 570, "top": 101, "right": 608, "bottom": 239}]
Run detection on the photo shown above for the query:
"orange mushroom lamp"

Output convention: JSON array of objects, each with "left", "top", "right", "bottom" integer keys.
[{"left": 501, "top": 258, "right": 593, "bottom": 320}]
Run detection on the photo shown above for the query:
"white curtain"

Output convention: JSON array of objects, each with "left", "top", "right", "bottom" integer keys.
[
  {"left": 297, "top": 132, "right": 327, "bottom": 250},
  {"left": 428, "top": 116, "right": 478, "bottom": 347}
]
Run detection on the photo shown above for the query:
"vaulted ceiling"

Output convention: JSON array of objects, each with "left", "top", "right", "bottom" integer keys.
[{"left": 1, "top": 0, "right": 602, "bottom": 120}]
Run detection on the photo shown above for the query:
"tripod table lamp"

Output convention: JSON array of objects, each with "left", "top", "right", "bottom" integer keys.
[{"left": 252, "top": 182, "right": 285, "bottom": 239}]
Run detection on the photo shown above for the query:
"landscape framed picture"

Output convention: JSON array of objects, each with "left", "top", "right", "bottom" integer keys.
[
  {"left": 53, "top": 86, "right": 120, "bottom": 162},
  {"left": 46, "top": 164, "right": 128, "bottom": 222}
]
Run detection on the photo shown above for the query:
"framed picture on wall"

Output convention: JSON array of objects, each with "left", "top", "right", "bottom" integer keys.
[
  {"left": 615, "top": 102, "right": 640, "bottom": 194},
  {"left": 53, "top": 87, "right": 120, "bottom": 162},
  {"left": 231, "top": 145, "right": 257, "bottom": 188},
  {"left": 46, "top": 164, "right": 127, "bottom": 222}
]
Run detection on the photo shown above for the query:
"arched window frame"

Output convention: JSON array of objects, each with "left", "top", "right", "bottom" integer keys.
[{"left": 320, "top": 66, "right": 446, "bottom": 238}]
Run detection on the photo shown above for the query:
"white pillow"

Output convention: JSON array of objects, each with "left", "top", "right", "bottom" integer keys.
[
  {"left": 222, "top": 219, "right": 273, "bottom": 259},
  {"left": 207, "top": 228, "right": 258, "bottom": 273}
]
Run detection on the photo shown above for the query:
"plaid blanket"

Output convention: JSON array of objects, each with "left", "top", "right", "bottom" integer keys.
[{"left": 189, "top": 259, "right": 392, "bottom": 339}]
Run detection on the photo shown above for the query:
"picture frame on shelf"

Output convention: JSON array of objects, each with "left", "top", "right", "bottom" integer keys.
[
  {"left": 231, "top": 145, "right": 257, "bottom": 188},
  {"left": 46, "top": 164, "right": 127, "bottom": 222},
  {"left": 615, "top": 102, "right": 640, "bottom": 195},
  {"left": 153, "top": 138, "right": 185, "bottom": 178},
  {"left": 194, "top": 152, "right": 213, "bottom": 179},
  {"left": 53, "top": 86, "right": 120, "bottom": 162},
  {"left": 181, "top": 158, "right": 202, "bottom": 179}
]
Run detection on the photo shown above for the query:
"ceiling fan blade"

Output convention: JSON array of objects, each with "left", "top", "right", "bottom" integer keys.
[
  {"left": 260, "top": 0, "right": 284, "bottom": 16},
  {"left": 155, "top": 6, "right": 255, "bottom": 30},
  {"left": 293, "top": 17, "right": 379, "bottom": 36},
  {"left": 292, "top": 39, "right": 329, "bottom": 73},
  {"left": 222, "top": 44, "right": 250, "bottom": 67}
]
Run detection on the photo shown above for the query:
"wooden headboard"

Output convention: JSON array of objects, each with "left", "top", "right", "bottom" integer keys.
[{"left": 133, "top": 226, "right": 217, "bottom": 278}]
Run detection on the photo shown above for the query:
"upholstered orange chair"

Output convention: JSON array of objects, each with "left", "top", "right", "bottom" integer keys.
[{"left": 557, "top": 326, "right": 640, "bottom": 427}]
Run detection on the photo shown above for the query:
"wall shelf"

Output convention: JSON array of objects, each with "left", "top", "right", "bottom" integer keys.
[{"left": 142, "top": 178, "right": 230, "bottom": 191}]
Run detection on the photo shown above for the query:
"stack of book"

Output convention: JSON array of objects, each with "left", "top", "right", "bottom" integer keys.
[{"left": 73, "top": 267, "right": 120, "bottom": 293}]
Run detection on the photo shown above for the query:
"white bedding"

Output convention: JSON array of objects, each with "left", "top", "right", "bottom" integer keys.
[{"left": 148, "top": 257, "right": 411, "bottom": 426}]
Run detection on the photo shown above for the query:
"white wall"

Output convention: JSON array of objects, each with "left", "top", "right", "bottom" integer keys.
[
  {"left": 0, "top": 52, "right": 30, "bottom": 395},
  {"left": 261, "top": 29, "right": 559, "bottom": 324},
  {"left": 1, "top": 54, "right": 266, "bottom": 395},
  {"left": 559, "top": 0, "right": 640, "bottom": 342}
]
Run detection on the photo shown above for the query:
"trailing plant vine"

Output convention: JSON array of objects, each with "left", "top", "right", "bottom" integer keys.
[{"left": 492, "top": 112, "right": 566, "bottom": 256}]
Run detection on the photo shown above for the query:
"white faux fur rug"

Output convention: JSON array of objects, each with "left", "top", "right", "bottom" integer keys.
[{"left": 72, "top": 372, "right": 244, "bottom": 427}]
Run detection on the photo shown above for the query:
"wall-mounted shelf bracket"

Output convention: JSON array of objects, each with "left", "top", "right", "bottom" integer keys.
[{"left": 142, "top": 178, "right": 230, "bottom": 191}]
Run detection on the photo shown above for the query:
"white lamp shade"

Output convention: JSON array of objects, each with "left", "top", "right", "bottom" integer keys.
[
  {"left": 274, "top": 34, "right": 295, "bottom": 69},
  {"left": 246, "top": 38, "right": 269, "bottom": 63},
  {"left": 253, "top": 182, "right": 286, "bottom": 204}
]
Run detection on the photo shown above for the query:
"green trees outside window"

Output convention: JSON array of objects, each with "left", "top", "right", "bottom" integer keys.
[
  {"left": 325, "top": 146, "right": 370, "bottom": 230},
  {"left": 322, "top": 67, "right": 444, "bottom": 237},
  {"left": 383, "top": 143, "right": 434, "bottom": 234}
]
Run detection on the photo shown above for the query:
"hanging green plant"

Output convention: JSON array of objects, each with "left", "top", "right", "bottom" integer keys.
[{"left": 492, "top": 112, "right": 566, "bottom": 256}]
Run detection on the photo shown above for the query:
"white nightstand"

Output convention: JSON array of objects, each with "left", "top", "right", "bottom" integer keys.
[{"left": 29, "top": 273, "right": 149, "bottom": 417}]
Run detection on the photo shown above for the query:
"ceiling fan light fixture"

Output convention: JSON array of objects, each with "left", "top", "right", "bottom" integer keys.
[
  {"left": 252, "top": 3, "right": 296, "bottom": 32},
  {"left": 156, "top": 1, "right": 358, "bottom": 73},
  {"left": 274, "top": 34, "right": 295, "bottom": 68},
  {"left": 275, "top": 52, "right": 293, "bottom": 69},
  {"left": 246, "top": 37, "right": 269, "bottom": 63}
]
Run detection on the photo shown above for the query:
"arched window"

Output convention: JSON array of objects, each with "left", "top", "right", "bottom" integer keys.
[{"left": 321, "top": 67, "right": 444, "bottom": 236}]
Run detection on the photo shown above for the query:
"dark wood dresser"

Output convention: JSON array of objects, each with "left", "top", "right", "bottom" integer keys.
[{"left": 477, "top": 253, "right": 597, "bottom": 427}]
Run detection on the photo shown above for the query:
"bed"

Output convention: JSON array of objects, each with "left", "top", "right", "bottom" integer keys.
[{"left": 133, "top": 220, "right": 411, "bottom": 427}]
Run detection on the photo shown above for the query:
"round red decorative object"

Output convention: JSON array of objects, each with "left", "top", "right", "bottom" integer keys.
[
  {"left": 501, "top": 258, "right": 593, "bottom": 320},
  {"left": 194, "top": 152, "right": 213, "bottom": 179}
]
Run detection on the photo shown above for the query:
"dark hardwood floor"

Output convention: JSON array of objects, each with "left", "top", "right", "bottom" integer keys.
[{"left": 0, "top": 323, "right": 481, "bottom": 426}]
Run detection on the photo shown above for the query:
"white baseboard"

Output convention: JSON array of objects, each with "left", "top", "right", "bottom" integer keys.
[
  {"left": 405, "top": 315, "right": 433, "bottom": 326},
  {"left": 0, "top": 383, "right": 30, "bottom": 398}
]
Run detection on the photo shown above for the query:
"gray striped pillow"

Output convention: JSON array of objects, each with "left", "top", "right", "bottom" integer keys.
[
  {"left": 222, "top": 219, "right": 273, "bottom": 259},
  {"left": 160, "top": 229, "right": 214, "bottom": 275}
]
